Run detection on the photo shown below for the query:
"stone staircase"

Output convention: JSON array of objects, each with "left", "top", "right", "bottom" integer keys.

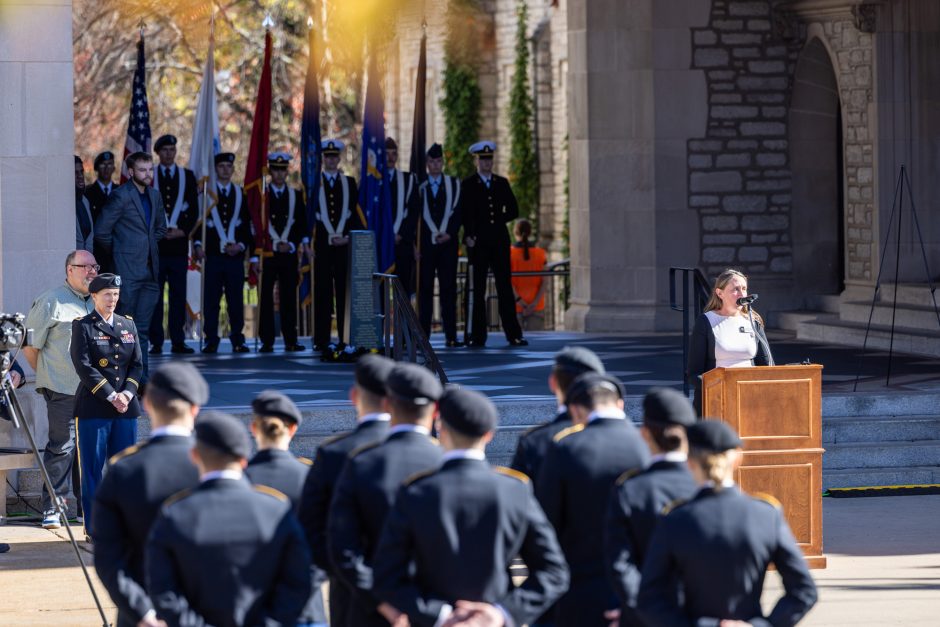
[{"left": 778, "top": 284, "right": 940, "bottom": 357}]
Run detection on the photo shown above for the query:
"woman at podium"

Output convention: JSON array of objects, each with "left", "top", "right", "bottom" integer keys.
[{"left": 687, "top": 268, "right": 773, "bottom": 414}]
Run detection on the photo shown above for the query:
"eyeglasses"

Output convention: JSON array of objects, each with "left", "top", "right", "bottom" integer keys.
[{"left": 70, "top": 264, "right": 100, "bottom": 272}]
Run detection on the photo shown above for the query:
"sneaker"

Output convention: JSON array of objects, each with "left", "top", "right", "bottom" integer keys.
[{"left": 42, "top": 511, "right": 62, "bottom": 530}]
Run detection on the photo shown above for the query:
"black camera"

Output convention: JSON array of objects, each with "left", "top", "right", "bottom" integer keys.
[{"left": 0, "top": 313, "right": 28, "bottom": 366}]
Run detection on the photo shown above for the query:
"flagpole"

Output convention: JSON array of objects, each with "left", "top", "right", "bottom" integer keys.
[
  {"left": 255, "top": 169, "right": 266, "bottom": 351},
  {"left": 199, "top": 178, "right": 208, "bottom": 343}
]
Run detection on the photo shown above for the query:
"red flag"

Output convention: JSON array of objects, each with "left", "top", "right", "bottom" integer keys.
[{"left": 245, "top": 31, "right": 273, "bottom": 258}]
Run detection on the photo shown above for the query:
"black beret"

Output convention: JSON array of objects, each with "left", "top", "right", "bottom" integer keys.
[
  {"left": 385, "top": 137, "right": 398, "bottom": 150},
  {"left": 74, "top": 155, "right": 83, "bottom": 166},
  {"left": 215, "top": 152, "right": 236, "bottom": 165},
  {"left": 554, "top": 346, "right": 605, "bottom": 375},
  {"left": 687, "top": 420, "right": 742, "bottom": 453},
  {"left": 194, "top": 411, "right": 251, "bottom": 459},
  {"left": 566, "top": 372, "right": 625, "bottom": 407},
  {"left": 386, "top": 363, "right": 443, "bottom": 406},
  {"left": 89, "top": 273, "right": 122, "bottom": 293},
  {"left": 154, "top": 134, "right": 177, "bottom": 151},
  {"left": 94, "top": 151, "right": 114, "bottom": 168},
  {"left": 355, "top": 354, "right": 396, "bottom": 396},
  {"left": 426, "top": 143, "right": 443, "bottom": 159},
  {"left": 643, "top": 387, "right": 696, "bottom": 428},
  {"left": 252, "top": 390, "right": 302, "bottom": 425},
  {"left": 439, "top": 388, "right": 497, "bottom": 437},
  {"left": 148, "top": 362, "right": 209, "bottom": 406}
]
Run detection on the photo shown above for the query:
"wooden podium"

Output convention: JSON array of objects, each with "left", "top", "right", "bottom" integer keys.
[{"left": 702, "top": 365, "right": 827, "bottom": 568}]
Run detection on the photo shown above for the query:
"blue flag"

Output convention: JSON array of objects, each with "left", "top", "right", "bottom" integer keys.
[
  {"left": 358, "top": 50, "right": 396, "bottom": 274},
  {"left": 300, "top": 27, "right": 321, "bottom": 305}
]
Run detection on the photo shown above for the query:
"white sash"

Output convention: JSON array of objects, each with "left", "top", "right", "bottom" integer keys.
[
  {"left": 154, "top": 166, "right": 189, "bottom": 227},
  {"left": 268, "top": 187, "right": 296, "bottom": 246},
  {"left": 393, "top": 170, "right": 413, "bottom": 235},
  {"left": 211, "top": 185, "right": 242, "bottom": 254},
  {"left": 318, "top": 174, "right": 351, "bottom": 239},
  {"left": 422, "top": 176, "right": 458, "bottom": 244}
]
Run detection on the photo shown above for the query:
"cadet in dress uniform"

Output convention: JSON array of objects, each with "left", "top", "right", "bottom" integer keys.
[
  {"left": 298, "top": 354, "right": 394, "bottom": 627},
  {"left": 638, "top": 421, "right": 818, "bottom": 627},
  {"left": 536, "top": 373, "right": 650, "bottom": 627},
  {"left": 193, "top": 152, "right": 255, "bottom": 354},
  {"left": 258, "top": 152, "right": 309, "bottom": 353},
  {"left": 328, "top": 363, "right": 443, "bottom": 627},
  {"left": 85, "top": 151, "right": 116, "bottom": 271},
  {"left": 313, "top": 139, "right": 364, "bottom": 350},
  {"left": 510, "top": 346, "right": 605, "bottom": 486},
  {"left": 461, "top": 141, "right": 526, "bottom": 347},
  {"left": 70, "top": 273, "right": 143, "bottom": 534},
  {"left": 75, "top": 155, "right": 94, "bottom": 253},
  {"left": 149, "top": 134, "right": 199, "bottom": 355},
  {"left": 385, "top": 137, "right": 420, "bottom": 296},
  {"left": 603, "top": 387, "right": 699, "bottom": 627},
  {"left": 146, "top": 412, "right": 313, "bottom": 627},
  {"left": 245, "top": 390, "right": 328, "bottom": 627},
  {"left": 373, "top": 388, "right": 570, "bottom": 627},
  {"left": 417, "top": 143, "right": 463, "bottom": 346},
  {"left": 92, "top": 362, "right": 207, "bottom": 627}
]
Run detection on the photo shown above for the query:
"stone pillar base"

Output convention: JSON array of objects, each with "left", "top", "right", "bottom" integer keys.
[{"left": 565, "top": 302, "right": 657, "bottom": 333}]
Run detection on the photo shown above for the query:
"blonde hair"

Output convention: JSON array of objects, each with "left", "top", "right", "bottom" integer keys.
[
  {"left": 704, "top": 268, "right": 762, "bottom": 325},
  {"left": 253, "top": 415, "right": 289, "bottom": 442},
  {"left": 691, "top": 450, "right": 735, "bottom": 489}
]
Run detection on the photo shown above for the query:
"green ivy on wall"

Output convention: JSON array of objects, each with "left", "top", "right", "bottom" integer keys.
[
  {"left": 508, "top": 0, "right": 538, "bottom": 226},
  {"left": 441, "top": 0, "right": 482, "bottom": 179}
]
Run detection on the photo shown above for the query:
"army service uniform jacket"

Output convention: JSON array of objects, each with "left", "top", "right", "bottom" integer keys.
[{"left": 70, "top": 311, "right": 143, "bottom": 419}]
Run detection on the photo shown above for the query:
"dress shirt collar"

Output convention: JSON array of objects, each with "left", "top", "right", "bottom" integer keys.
[
  {"left": 388, "top": 423, "right": 430, "bottom": 436},
  {"left": 270, "top": 183, "right": 286, "bottom": 195},
  {"left": 98, "top": 180, "right": 112, "bottom": 193},
  {"left": 161, "top": 164, "right": 177, "bottom": 177},
  {"left": 200, "top": 469, "right": 243, "bottom": 483},
  {"left": 358, "top": 412, "right": 391, "bottom": 425},
  {"left": 441, "top": 448, "right": 486, "bottom": 464},
  {"left": 587, "top": 408, "right": 627, "bottom": 423},
  {"left": 151, "top": 425, "right": 192, "bottom": 439},
  {"left": 649, "top": 451, "right": 688, "bottom": 464}
]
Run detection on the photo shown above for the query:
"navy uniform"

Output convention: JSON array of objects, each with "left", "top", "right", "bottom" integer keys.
[
  {"left": 70, "top": 273, "right": 143, "bottom": 534},
  {"left": 417, "top": 143, "right": 462, "bottom": 346},
  {"left": 146, "top": 412, "right": 313, "bottom": 627},
  {"left": 313, "top": 139, "right": 364, "bottom": 349},
  {"left": 603, "top": 388, "right": 699, "bottom": 627},
  {"left": 298, "top": 354, "right": 394, "bottom": 627},
  {"left": 85, "top": 151, "right": 117, "bottom": 272},
  {"left": 92, "top": 362, "right": 206, "bottom": 627},
  {"left": 511, "top": 346, "right": 606, "bottom": 486},
  {"left": 258, "top": 152, "right": 309, "bottom": 352},
  {"left": 328, "top": 363, "right": 443, "bottom": 626},
  {"left": 385, "top": 137, "right": 420, "bottom": 296},
  {"left": 536, "top": 373, "right": 650, "bottom": 627},
  {"left": 194, "top": 152, "right": 254, "bottom": 353},
  {"left": 373, "top": 388, "right": 570, "bottom": 627},
  {"left": 150, "top": 134, "right": 199, "bottom": 355},
  {"left": 638, "top": 421, "right": 818, "bottom": 627},
  {"left": 461, "top": 141, "right": 525, "bottom": 347}
]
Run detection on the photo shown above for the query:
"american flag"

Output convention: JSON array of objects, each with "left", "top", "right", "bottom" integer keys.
[{"left": 121, "top": 34, "right": 152, "bottom": 182}]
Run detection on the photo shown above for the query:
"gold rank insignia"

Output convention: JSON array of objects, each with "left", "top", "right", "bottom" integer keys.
[{"left": 99, "top": 358, "right": 109, "bottom": 367}]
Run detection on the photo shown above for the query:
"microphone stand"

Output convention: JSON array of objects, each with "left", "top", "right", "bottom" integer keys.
[{"left": 740, "top": 295, "right": 775, "bottom": 366}]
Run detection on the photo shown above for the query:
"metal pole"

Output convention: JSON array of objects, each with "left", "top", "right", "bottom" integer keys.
[{"left": 199, "top": 178, "right": 209, "bottom": 345}]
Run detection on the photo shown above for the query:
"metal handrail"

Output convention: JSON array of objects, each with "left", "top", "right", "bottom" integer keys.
[
  {"left": 373, "top": 273, "right": 448, "bottom": 383},
  {"left": 669, "top": 267, "right": 711, "bottom": 395}
]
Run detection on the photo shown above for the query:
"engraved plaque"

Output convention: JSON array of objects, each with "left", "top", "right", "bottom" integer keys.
[{"left": 344, "top": 230, "right": 380, "bottom": 348}]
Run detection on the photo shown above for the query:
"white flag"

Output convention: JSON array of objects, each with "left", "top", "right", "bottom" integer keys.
[{"left": 189, "top": 21, "right": 220, "bottom": 190}]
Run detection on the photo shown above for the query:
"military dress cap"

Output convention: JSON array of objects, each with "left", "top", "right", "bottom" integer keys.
[
  {"left": 643, "top": 387, "right": 696, "bottom": 428},
  {"left": 385, "top": 137, "right": 398, "bottom": 150},
  {"left": 215, "top": 152, "right": 236, "bottom": 165},
  {"left": 75, "top": 155, "right": 83, "bottom": 166},
  {"left": 355, "top": 354, "right": 396, "bottom": 396},
  {"left": 267, "top": 151, "right": 292, "bottom": 169},
  {"left": 386, "top": 363, "right": 443, "bottom": 406},
  {"left": 554, "top": 346, "right": 605, "bottom": 375},
  {"left": 194, "top": 411, "right": 252, "bottom": 459},
  {"left": 148, "top": 362, "right": 210, "bottom": 406},
  {"left": 252, "top": 389, "right": 302, "bottom": 425},
  {"left": 154, "top": 134, "right": 178, "bottom": 151},
  {"left": 468, "top": 141, "right": 496, "bottom": 156},
  {"left": 687, "top": 420, "right": 743, "bottom": 453},
  {"left": 89, "top": 273, "right": 122, "bottom": 293},
  {"left": 94, "top": 151, "right": 115, "bottom": 168},
  {"left": 426, "top": 143, "right": 444, "bottom": 159},
  {"left": 321, "top": 139, "right": 345, "bottom": 155},
  {"left": 566, "top": 372, "right": 625, "bottom": 407},
  {"left": 439, "top": 388, "right": 498, "bottom": 437}
]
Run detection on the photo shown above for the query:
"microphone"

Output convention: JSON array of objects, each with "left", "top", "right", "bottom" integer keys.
[{"left": 736, "top": 294, "right": 758, "bottom": 307}]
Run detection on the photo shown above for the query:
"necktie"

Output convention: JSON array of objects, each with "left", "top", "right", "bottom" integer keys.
[
  {"left": 431, "top": 180, "right": 439, "bottom": 197},
  {"left": 163, "top": 167, "right": 169, "bottom": 179},
  {"left": 485, "top": 178, "right": 491, "bottom": 189}
]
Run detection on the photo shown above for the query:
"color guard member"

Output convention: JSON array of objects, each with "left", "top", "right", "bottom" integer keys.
[
  {"left": 85, "top": 151, "right": 116, "bottom": 272},
  {"left": 385, "top": 137, "right": 419, "bottom": 296}
]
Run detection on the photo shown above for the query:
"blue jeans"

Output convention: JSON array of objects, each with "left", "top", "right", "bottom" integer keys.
[{"left": 76, "top": 417, "right": 137, "bottom": 534}]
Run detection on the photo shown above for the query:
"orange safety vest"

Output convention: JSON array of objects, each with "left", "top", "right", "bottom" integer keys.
[{"left": 510, "top": 243, "right": 547, "bottom": 313}]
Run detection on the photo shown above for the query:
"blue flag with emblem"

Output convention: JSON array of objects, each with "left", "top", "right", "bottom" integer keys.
[
  {"left": 299, "top": 25, "right": 321, "bottom": 306},
  {"left": 358, "top": 49, "right": 395, "bottom": 274}
]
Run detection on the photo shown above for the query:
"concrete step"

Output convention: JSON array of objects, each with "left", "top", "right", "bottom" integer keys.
[
  {"left": 823, "top": 465, "right": 940, "bottom": 489},
  {"left": 775, "top": 310, "right": 819, "bottom": 333},
  {"left": 878, "top": 283, "right": 940, "bottom": 309},
  {"left": 822, "top": 391, "right": 940, "bottom": 418},
  {"left": 823, "top": 415, "right": 940, "bottom": 444},
  {"left": 796, "top": 314, "right": 940, "bottom": 357},
  {"left": 840, "top": 300, "right": 940, "bottom": 330},
  {"left": 823, "top": 440, "right": 940, "bottom": 470}
]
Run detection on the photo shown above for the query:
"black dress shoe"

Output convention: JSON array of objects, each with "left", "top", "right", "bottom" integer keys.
[
  {"left": 313, "top": 344, "right": 327, "bottom": 353},
  {"left": 201, "top": 342, "right": 219, "bottom": 354},
  {"left": 466, "top": 340, "right": 486, "bottom": 348},
  {"left": 445, "top": 340, "right": 465, "bottom": 348},
  {"left": 258, "top": 344, "right": 274, "bottom": 353},
  {"left": 508, "top": 338, "right": 529, "bottom": 347},
  {"left": 285, "top": 344, "right": 307, "bottom": 352},
  {"left": 171, "top": 344, "right": 195, "bottom": 354},
  {"left": 232, "top": 344, "right": 250, "bottom": 354},
  {"left": 149, "top": 345, "right": 163, "bottom": 355}
]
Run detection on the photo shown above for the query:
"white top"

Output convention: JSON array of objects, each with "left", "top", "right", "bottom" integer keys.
[{"left": 705, "top": 310, "right": 757, "bottom": 368}]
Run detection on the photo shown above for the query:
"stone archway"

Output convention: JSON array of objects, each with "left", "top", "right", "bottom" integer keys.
[{"left": 789, "top": 37, "right": 844, "bottom": 299}]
